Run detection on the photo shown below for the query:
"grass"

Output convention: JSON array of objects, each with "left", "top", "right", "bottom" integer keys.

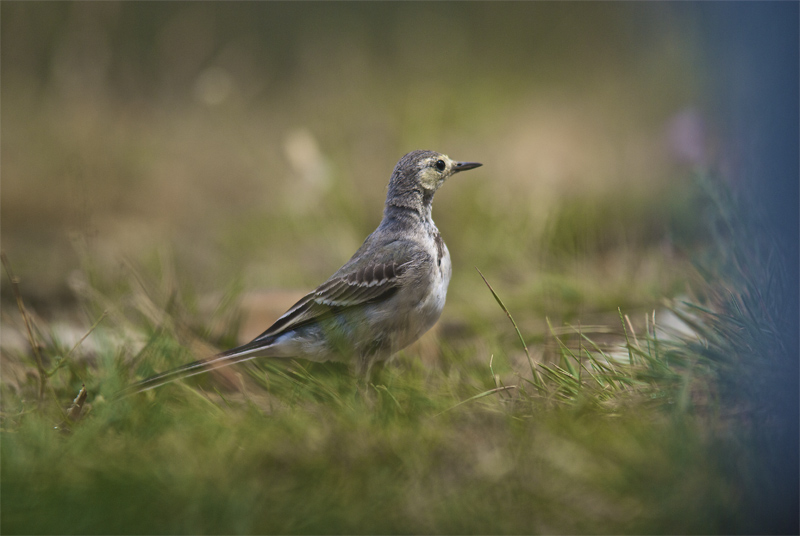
[
  {"left": 2, "top": 171, "right": 794, "bottom": 534},
  {"left": 0, "top": 337, "right": 732, "bottom": 534}
]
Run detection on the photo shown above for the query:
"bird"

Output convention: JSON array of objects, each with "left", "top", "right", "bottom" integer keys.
[{"left": 122, "top": 150, "right": 482, "bottom": 395}]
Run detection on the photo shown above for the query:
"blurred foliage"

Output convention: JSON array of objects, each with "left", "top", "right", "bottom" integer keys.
[{"left": 2, "top": 2, "right": 705, "bottom": 315}]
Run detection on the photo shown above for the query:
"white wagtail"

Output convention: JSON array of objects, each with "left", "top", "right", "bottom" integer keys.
[{"left": 124, "top": 150, "right": 481, "bottom": 394}]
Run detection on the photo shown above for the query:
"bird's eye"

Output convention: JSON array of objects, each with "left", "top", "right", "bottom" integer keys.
[{"left": 435, "top": 160, "right": 446, "bottom": 172}]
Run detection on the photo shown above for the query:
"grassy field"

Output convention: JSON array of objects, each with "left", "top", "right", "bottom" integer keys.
[
  {"left": 2, "top": 3, "right": 797, "bottom": 534},
  {"left": 1, "top": 197, "right": 792, "bottom": 533}
]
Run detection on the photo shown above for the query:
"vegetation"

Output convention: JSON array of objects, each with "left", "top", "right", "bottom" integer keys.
[
  {"left": 2, "top": 3, "right": 796, "bottom": 534},
  {"left": 2, "top": 167, "right": 794, "bottom": 533}
]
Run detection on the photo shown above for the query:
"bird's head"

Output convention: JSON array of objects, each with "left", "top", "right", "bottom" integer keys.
[
  {"left": 392, "top": 150, "right": 482, "bottom": 194},
  {"left": 385, "top": 151, "right": 482, "bottom": 219}
]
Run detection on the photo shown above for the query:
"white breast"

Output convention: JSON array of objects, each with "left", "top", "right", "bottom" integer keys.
[{"left": 413, "top": 230, "right": 451, "bottom": 337}]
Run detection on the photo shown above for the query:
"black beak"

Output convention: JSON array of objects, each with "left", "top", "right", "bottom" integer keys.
[{"left": 453, "top": 161, "right": 482, "bottom": 173}]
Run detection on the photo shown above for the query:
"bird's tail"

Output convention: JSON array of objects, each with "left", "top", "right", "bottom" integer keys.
[{"left": 116, "top": 336, "right": 276, "bottom": 398}]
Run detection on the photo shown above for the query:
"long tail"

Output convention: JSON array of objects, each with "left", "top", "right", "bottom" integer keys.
[{"left": 116, "top": 336, "right": 277, "bottom": 398}]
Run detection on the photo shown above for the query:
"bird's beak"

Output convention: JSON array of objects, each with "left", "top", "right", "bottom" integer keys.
[{"left": 453, "top": 161, "right": 482, "bottom": 173}]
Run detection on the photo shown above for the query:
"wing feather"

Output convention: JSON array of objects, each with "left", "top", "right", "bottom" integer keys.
[{"left": 252, "top": 260, "right": 408, "bottom": 341}]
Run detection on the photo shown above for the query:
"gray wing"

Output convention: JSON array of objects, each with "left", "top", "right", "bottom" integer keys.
[
  {"left": 251, "top": 259, "right": 411, "bottom": 342},
  {"left": 118, "top": 240, "right": 421, "bottom": 396}
]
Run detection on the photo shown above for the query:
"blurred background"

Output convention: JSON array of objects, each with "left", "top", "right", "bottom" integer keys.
[
  {"left": 2, "top": 2, "right": 709, "bottom": 328},
  {"left": 2, "top": 3, "right": 798, "bottom": 534}
]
